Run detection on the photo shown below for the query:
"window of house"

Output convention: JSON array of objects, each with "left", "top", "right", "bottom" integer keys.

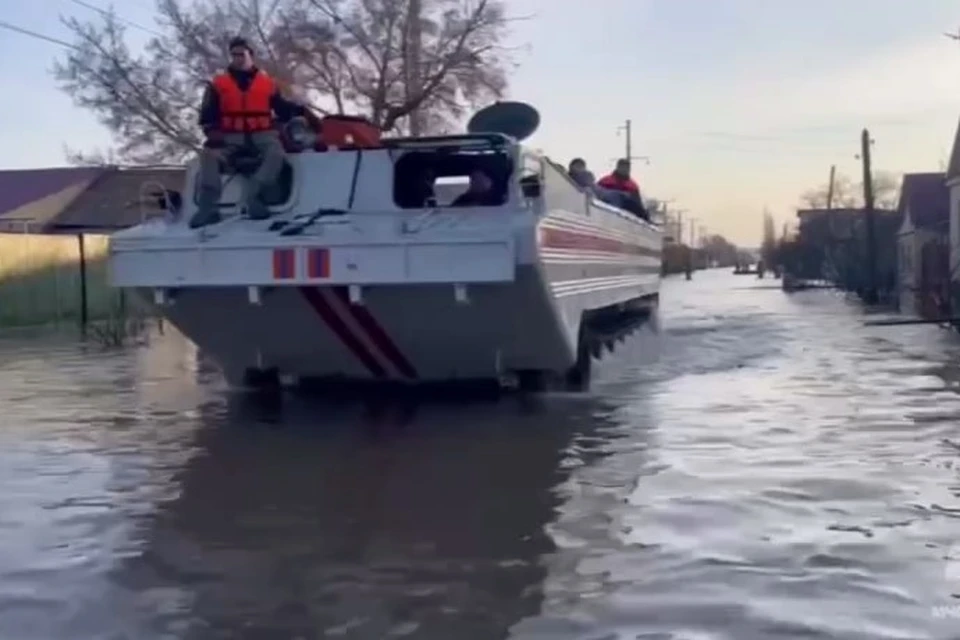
[{"left": 392, "top": 149, "right": 513, "bottom": 209}]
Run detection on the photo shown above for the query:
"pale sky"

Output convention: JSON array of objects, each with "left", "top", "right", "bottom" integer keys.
[{"left": 2, "top": 0, "right": 960, "bottom": 245}]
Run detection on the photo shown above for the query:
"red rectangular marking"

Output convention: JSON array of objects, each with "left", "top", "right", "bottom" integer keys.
[
  {"left": 307, "top": 248, "right": 330, "bottom": 278},
  {"left": 272, "top": 248, "right": 296, "bottom": 279}
]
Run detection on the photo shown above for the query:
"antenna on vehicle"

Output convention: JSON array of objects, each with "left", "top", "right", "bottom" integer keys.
[{"left": 466, "top": 101, "right": 540, "bottom": 142}]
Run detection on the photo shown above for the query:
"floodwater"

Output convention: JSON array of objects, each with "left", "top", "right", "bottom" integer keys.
[{"left": 3, "top": 271, "right": 960, "bottom": 639}]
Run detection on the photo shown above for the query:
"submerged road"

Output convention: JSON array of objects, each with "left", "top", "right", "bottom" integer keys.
[{"left": 2, "top": 270, "right": 960, "bottom": 638}]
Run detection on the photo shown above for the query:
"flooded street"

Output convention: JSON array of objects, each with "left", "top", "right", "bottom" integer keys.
[{"left": 4, "top": 270, "right": 960, "bottom": 639}]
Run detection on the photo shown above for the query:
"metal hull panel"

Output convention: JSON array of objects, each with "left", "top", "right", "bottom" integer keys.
[
  {"left": 109, "top": 141, "right": 663, "bottom": 387},
  {"left": 137, "top": 267, "right": 570, "bottom": 384}
]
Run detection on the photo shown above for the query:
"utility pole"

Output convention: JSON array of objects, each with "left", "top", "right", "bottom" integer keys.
[
  {"left": 860, "top": 129, "right": 878, "bottom": 304},
  {"left": 826, "top": 164, "right": 836, "bottom": 210},
  {"left": 622, "top": 119, "right": 631, "bottom": 159},
  {"left": 616, "top": 119, "right": 651, "bottom": 165}
]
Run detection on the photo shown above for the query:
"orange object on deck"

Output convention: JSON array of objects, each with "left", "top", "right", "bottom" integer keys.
[{"left": 319, "top": 115, "right": 381, "bottom": 148}]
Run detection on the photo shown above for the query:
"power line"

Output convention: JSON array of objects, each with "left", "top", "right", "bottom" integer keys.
[
  {"left": 0, "top": 18, "right": 77, "bottom": 50},
  {"left": 68, "top": 0, "right": 164, "bottom": 38},
  {"left": 0, "top": 2, "right": 162, "bottom": 54}
]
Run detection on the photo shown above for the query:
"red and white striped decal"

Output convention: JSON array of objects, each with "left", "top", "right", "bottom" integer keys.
[
  {"left": 538, "top": 211, "right": 661, "bottom": 259},
  {"left": 539, "top": 226, "right": 659, "bottom": 258},
  {"left": 272, "top": 248, "right": 296, "bottom": 279},
  {"left": 298, "top": 286, "right": 417, "bottom": 380},
  {"left": 306, "top": 248, "right": 330, "bottom": 279}
]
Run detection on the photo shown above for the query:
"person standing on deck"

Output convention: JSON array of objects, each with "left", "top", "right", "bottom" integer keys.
[{"left": 192, "top": 37, "right": 309, "bottom": 229}]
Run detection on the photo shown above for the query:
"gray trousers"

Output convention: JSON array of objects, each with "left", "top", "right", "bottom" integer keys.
[{"left": 197, "top": 131, "right": 285, "bottom": 209}]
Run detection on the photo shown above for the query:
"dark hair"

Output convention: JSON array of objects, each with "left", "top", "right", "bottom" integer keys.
[
  {"left": 228, "top": 36, "right": 253, "bottom": 54},
  {"left": 569, "top": 157, "right": 586, "bottom": 170}
]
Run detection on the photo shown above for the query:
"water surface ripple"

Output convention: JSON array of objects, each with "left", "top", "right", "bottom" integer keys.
[{"left": 2, "top": 271, "right": 960, "bottom": 639}]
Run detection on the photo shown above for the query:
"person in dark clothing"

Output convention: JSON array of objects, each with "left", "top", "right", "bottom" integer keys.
[
  {"left": 192, "top": 36, "right": 310, "bottom": 229},
  {"left": 597, "top": 158, "right": 641, "bottom": 195},
  {"left": 597, "top": 159, "right": 649, "bottom": 220},
  {"left": 567, "top": 157, "right": 596, "bottom": 190},
  {"left": 451, "top": 170, "right": 501, "bottom": 207}
]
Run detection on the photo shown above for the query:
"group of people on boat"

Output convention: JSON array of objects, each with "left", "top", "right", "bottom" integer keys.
[
  {"left": 189, "top": 36, "right": 651, "bottom": 228},
  {"left": 567, "top": 157, "right": 649, "bottom": 220}
]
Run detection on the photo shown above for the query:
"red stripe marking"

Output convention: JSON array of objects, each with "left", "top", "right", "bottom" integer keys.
[
  {"left": 298, "top": 287, "right": 387, "bottom": 378},
  {"left": 307, "top": 248, "right": 330, "bottom": 278},
  {"left": 333, "top": 287, "right": 418, "bottom": 379},
  {"left": 539, "top": 227, "right": 660, "bottom": 258},
  {"left": 272, "top": 248, "right": 296, "bottom": 279}
]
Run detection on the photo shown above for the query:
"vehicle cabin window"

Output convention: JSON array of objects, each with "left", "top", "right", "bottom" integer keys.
[{"left": 393, "top": 150, "right": 513, "bottom": 209}]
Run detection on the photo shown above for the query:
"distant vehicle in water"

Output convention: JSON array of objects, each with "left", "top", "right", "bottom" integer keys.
[{"left": 107, "top": 101, "right": 663, "bottom": 393}]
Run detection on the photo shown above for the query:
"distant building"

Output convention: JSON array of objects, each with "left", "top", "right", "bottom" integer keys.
[
  {"left": 794, "top": 206, "right": 900, "bottom": 296},
  {"left": 662, "top": 214, "right": 682, "bottom": 244},
  {"left": 895, "top": 172, "right": 949, "bottom": 317},
  {"left": 945, "top": 116, "right": 960, "bottom": 313}
]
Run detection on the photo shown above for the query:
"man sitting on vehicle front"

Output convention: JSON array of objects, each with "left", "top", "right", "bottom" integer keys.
[{"left": 191, "top": 36, "right": 310, "bottom": 229}]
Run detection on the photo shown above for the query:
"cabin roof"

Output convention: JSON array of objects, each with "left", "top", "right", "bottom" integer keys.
[{"left": 947, "top": 115, "right": 960, "bottom": 181}]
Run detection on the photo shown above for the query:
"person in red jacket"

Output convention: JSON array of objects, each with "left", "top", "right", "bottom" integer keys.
[
  {"left": 597, "top": 158, "right": 649, "bottom": 219},
  {"left": 192, "top": 36, "right": 309, "bottom": 229},
  {"left": 597, "top": 158, "right": 640, "bottom": 195}
]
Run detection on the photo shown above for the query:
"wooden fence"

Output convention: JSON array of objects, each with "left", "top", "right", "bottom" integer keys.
[{"left": 0, "top": 233, "right": 123, "bottom": 328}]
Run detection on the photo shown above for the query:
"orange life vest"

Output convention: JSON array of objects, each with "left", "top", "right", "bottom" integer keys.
[{"left": 212, "top": 70, "right": 276, "bottom": 133}]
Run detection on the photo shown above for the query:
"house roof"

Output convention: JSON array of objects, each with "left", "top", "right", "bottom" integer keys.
[
  {"left": 897, "top": 172, "right": 948, "bottom": 230},
  {"left": 45, "top": 167, "right": 186, "bottom": 232},
  {"left": 0, "top": 167, "right": 104, "bottom": 220},
  {"left": 947, "top": 115, "right": 960, "bottom": 181}
]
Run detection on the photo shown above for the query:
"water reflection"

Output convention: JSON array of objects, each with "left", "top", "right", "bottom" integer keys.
[
  {"left": 10, "top": 273, "right": 960, "bottom": 639},
  {"left": 107, "top": 393, "right": 620, "bottom": 639}
]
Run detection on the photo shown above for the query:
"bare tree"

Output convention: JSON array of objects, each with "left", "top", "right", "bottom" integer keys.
[
  {"left": 871, "top": 171, "right": 901, "bottom": 210},
  {"left": 799, "top": 172, "right": 858, "bottom": 209},
  {"left": 797, "top": 170, "right": 901, "bottom": 210},
  {"left": 760, "top": 208, "right": 777, "bottom": 264},
  {"left": 53, "top": 0, "right": 515, "bottom": 164}
]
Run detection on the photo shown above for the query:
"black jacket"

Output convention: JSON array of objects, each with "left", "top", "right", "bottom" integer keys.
[{"left": 198, "top": 67, "right": 305, "bottom": 133}]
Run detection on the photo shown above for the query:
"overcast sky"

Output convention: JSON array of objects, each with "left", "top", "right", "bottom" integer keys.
[{"left": 2, "top": 0, "right": 959, "bottom": 244}]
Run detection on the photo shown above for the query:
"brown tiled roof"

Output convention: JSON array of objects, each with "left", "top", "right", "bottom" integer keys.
[{"left": 46, "top": 167, "right": 186, "bottom": 232}]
